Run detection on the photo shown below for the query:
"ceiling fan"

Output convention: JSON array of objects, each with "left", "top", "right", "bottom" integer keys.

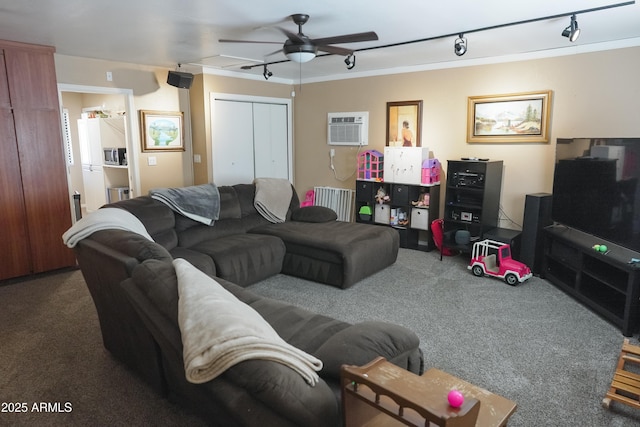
[{"left": 219, "top": 13, "right": 378, "bottom": 64}]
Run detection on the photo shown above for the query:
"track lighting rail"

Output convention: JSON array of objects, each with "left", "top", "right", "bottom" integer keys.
[{"left": 240, "top": 1, "right": 634, "bottom": 71}]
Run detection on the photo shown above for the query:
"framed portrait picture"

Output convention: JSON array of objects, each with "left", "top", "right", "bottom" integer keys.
[
  {"left": 467, "top": 91, "right": 552, "bottom": 143},
  {"left": 139, "top": 110, "right": 184, "bottom": 152},
  {"left": 386, "top": 100, "right": 423, "bottom": 147}
]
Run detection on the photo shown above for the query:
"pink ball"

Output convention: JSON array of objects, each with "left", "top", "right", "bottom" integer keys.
[{"left": 447, "top": 390, "right": 464, "bottom": 408}]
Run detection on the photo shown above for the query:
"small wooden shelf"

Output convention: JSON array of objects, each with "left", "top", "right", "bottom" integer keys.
[
  {"left": 341, "top": 357, "right": 516, "bottom": 427},
  {"left": 603, "top": 338, "right": 640, "bottom": 411}
]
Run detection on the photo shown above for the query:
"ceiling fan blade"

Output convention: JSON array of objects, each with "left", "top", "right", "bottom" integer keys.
[
  {"left": 312, "top": 31, "right": 378, "bottom": 46},
  {"left": 317, "top": 45, "right": 353, "bottom": 56},
  {"left": 265, "top": 48, "right": 283, "bottom": 57},
  {"left": 219, "top": 39, "right": 282, "bottom": 44},
  {"left": 274, "top": 27, "right": 306, "bottom": 43}
]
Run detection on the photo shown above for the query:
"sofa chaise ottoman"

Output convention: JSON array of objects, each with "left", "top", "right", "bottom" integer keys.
[{"left": 102, "top": 182, "right": 399, "bottom": 289}]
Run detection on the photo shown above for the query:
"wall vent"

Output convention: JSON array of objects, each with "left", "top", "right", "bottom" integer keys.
[
  {"left": 62, "top": 109, "right": 74, "bottom": 166},
  {"left": 327, "top": 112, "right": 368, "bottom": 146}
]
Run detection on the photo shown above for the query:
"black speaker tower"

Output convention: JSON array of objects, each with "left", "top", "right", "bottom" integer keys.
[
  {"left": 520, "top": 193, "right": 553, "bottom": 275},
  {"left": 167, "top": 70, "right": 193, "bottom": 89}
]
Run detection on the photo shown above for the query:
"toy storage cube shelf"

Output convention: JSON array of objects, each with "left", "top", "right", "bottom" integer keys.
[
  {"left": 356, "top": 179, "right": 440, "bottom": 251},
  {"left": 357, "top": 150, "right": 383, "bottom": 181}
]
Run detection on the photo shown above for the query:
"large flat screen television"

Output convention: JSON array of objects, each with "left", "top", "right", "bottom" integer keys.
[{"left": 552, "top": 138, "right": 640, "bottom": 252}]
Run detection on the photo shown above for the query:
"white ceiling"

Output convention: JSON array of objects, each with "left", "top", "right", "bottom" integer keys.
[{"left": 0, "top": 0, "right": 638, "bottom": 83}]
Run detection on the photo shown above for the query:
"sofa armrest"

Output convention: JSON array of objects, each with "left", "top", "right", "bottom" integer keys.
[
  {"left": 88, "top": 229, "right": 173, "bottom": 265},
  {"left": 74, "top": 238, "right": 167, "bottom": 394},
  {"left": 121, "top": 261, "right": 340, "bottom": 427},
  {"left": 314, "top": 321, "right": 422, "bottom": 380},
  {"left": 290, "top": 206, "right": 337, "bottom": 223},
  {"left": 222, "top": 360, "right": 339, "bottom": 427}
]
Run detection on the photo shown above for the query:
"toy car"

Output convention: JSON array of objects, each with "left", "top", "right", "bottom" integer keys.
[{"left": 468, "top": 239, "right": 532, "bottom": 285}]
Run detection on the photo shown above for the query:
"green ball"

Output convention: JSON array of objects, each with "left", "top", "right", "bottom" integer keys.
[{"left": 599, "top": 245, "right": 608, "bottom": 252}]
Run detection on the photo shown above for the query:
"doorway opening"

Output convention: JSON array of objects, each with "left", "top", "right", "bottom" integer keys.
[{"left": 58, "top": 84, "right": 140, "bottom": 220}]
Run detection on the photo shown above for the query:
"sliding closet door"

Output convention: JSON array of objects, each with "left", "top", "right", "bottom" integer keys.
[
  {"left": 212, "top": 100, "right": 255, "bottom": 186},
  {"left": 253, "top": 102, "right": 289, "bottom": 180},
  {"left": 211, "top": 94, "right": 292, "bottom": 187}
]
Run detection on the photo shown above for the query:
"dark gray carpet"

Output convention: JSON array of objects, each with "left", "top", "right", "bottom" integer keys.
[
  {"left": 250, "top": 249, "right": 640, "bottom": 427},
  {"left": 0, "top": 268, "right": 206, "bottom": 427},
  {"left": 2, "top": 248, "right": 640, "bottom": 426}
]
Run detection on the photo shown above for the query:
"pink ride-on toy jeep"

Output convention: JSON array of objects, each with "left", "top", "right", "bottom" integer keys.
[{"left": 468, "top": 239, "right": 532, "bottom": 286}]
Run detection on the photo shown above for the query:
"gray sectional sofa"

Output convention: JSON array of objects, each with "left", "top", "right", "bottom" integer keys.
[{"left": 70, "top": 182, "right": 423, "bottom": 426}]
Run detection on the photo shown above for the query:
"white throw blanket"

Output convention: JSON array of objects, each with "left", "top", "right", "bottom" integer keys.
[
  {"left": 174, "top": 258, "right": 322, "bottom": 386},
  {"left": 253, "top": 178, "right": 293, "bottom": 223},
  {"left": 62, "top": 208, "right": 154, "bottom": 248}
]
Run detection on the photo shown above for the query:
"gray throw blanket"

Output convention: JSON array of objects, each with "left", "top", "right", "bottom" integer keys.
[
  {"left": 253, "top": 178, "right": 292, "bottom": 223},
  {"left": 62, "top": 208, "right": 153, "bottom": 248},
  {"left": 174, "top": 258, "right": 322, "bottom": 386},
  {"left": 150, "top": 183, "right": 220, "bottom": 226}
]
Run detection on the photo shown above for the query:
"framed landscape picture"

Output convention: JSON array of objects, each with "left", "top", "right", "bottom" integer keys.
[
  {"left": 386, "top": 100, "right": 423, "bottom": 147},
  {"left": 140, "top": 110, "right": 184, "bottom": 151},
  {"left": 467, "top": 91, "right": 552, "bottom": 143}
]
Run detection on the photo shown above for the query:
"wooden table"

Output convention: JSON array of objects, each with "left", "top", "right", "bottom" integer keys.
[{"left": 341, "top": 357, "right": 517, "bottom": 427}]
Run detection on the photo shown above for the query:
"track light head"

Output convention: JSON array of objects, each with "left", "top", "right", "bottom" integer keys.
[
  {"left": 562, "top": 14, "right": 580, "bottom": 42},
  {"left": 263, "top": 65, "right": 272, "bottom": 80},
  {"left": 344, "top": 53, "right": 356, "bottom": 70},
  {"left": 454, "top": 34, "right": 467, "bottom": 56}
]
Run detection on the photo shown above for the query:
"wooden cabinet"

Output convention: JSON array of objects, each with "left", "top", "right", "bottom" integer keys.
[
  {"left": 442, "top": 160, "right": 503, "bottom": 254},
  {"left": 0, "top": 40, "right": 75, "bottom": 280},
  {"left": 0, "top": 53, "right": 31, "bottom": 279},
  {"left": 356, "top": 180, "right": 440, "bottom": 251},
  {"left": 542, "top": 225, "right": 640, "bottom": 336}
]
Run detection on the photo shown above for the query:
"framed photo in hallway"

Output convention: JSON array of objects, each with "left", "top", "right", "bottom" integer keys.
[
  {"left": 386, "top": 100, "right": 422, "bottom": 147},
  {"left": 140, "top": 110, "right": 184, "bottom": 152},
  {"left": 467, "top": 90, "right": 552, "bottom": 143}
]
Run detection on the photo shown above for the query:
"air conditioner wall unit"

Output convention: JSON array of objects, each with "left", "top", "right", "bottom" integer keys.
[{"left": 327, "top": 112, "right": 368, "bottom": 146}]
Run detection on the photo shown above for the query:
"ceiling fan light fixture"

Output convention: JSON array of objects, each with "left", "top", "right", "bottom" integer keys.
[
  {"left": 284, "top": 40, "right": 317, "bottom": 63},
  {"left": 454, "top": 34, "right": 467, "bottom": 56},
  {"left": 220, "top": 13, "right": 378, "bottom": 69},
  {"left": 562, "top": 14, "right": 580, "bottom": 42},
  {"left": 285, "top": 51, "right": 316, "bottom": 63}
]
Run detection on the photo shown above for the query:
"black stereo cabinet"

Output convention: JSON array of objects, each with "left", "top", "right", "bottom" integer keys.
[
  {"left": 441, "top": 160, "right": 503, "bottom": 258},
  {"left": 542, "top": 225, "right": 640, "bottom": 336}
]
